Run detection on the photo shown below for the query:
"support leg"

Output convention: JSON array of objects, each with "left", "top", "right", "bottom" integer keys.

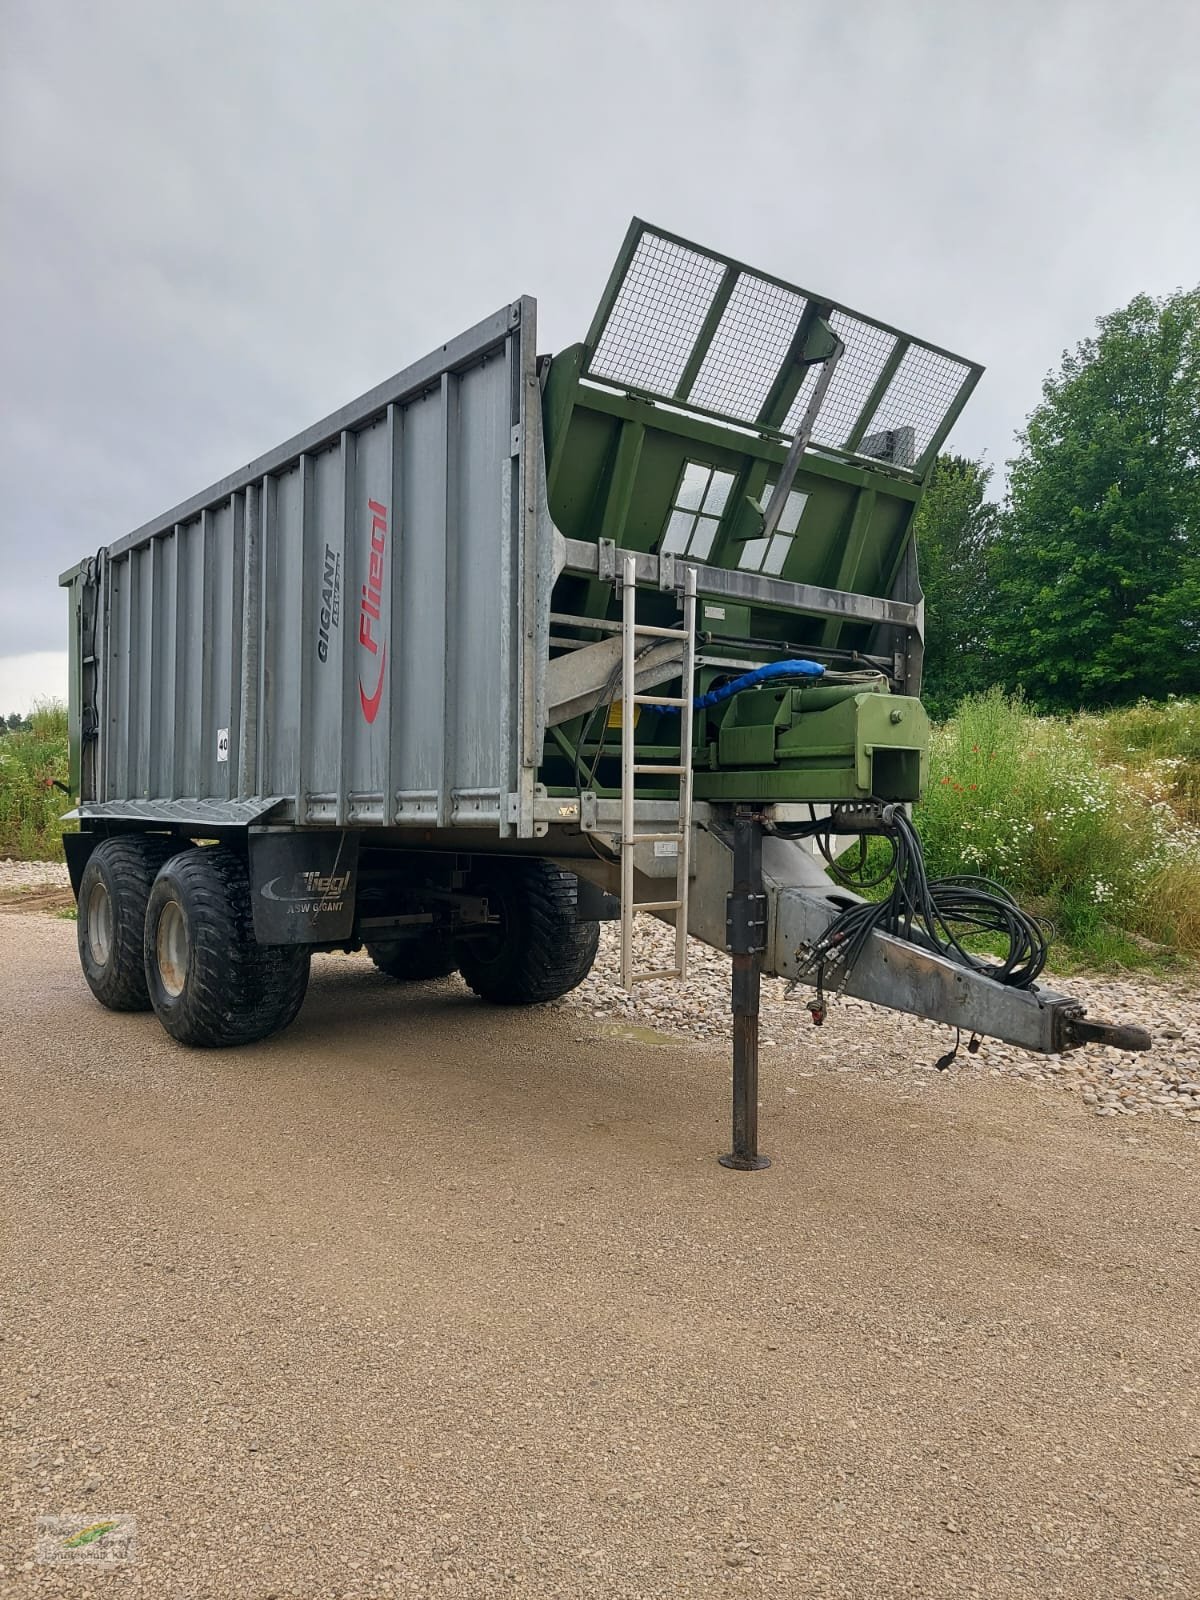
[{"left": 720, "top": 809, "right": 771, "bottom": 1171}]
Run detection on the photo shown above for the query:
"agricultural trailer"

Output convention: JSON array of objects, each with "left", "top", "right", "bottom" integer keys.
[{"left": 60, "top": 220, "right": 1150, "bottom": 1168}]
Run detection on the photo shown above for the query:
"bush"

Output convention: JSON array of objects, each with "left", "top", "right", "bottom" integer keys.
[
  {"left": 911, "top": 690, "right": 1200, "bottom": 966},
  {"left": 0, "top": 700, "right": 72, "bottom": 860}
]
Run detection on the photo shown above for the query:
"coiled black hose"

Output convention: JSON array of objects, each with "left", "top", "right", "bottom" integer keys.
[{"left": 795, "top": 805, "right": 1049, "bottom": 992}]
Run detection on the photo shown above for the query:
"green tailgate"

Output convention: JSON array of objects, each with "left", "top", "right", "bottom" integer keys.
[{"left": 540, "top": 220, "right": 981, "bottom": 807}]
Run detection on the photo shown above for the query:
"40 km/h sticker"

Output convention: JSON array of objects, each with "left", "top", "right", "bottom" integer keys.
[{"left": 216, "top": 727, "right": 230, "bottom": 763}]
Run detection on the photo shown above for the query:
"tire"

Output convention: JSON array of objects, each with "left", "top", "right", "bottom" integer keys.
[
  {"left": 77, "top": 834, "right": 182, "bottom": 1012},
  {"left": 366, "top": 936, "right": 458, "bottom": 982},
  {"left": 144, "top": 846, "right": 310, "bottom": 1047},
  {"left": 455, "top": 860, "right": 599, "bottom": 1006}
]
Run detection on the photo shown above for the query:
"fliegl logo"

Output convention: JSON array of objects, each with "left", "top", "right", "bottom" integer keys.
[
  {"left": 358, "top": 498, "right": 388, "bottom": 724},
  {"left": 258, "top": 869, "right": 351, "bottom": 915}
]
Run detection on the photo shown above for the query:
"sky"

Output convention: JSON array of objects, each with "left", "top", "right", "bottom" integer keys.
[{"left": 1, "top": 0, "right": 1197, "bottom": 711}]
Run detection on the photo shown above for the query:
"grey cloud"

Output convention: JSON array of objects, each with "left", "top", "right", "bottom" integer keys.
[{"left": 2, "top": 0, "right": 1197, "bottom": 656}]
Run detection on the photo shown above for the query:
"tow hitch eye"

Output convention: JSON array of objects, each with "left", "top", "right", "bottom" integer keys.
[{"left": 1061, "top": 1015, "right": 1154, "bottom": 1053}]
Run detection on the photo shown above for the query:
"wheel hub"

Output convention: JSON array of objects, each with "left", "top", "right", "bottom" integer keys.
[
  {"left": 86, "top": 880, "right": 113, "bottom": 967},
  {"left": 155, "top": 899, "right": 190, "bottom": 997}
]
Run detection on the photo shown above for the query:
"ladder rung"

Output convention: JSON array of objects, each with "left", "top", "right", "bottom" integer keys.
[
  {"left": 633, "top": 623, "right": 688, "bottom": 640},
  {"left": 630, "top": 967, "right": 684, "bottom": 984},
  {"left": 633, "top": 694, "right": 688, "bottom": 707},
  {"left": 632, "top": 899, "right": 683, "bottom": 913},
  {"left": 623, "top": 831, "right": 683, "bottom": 844},
  {"left": 633, "top": 763, "right": 687, "bottom": 776}
]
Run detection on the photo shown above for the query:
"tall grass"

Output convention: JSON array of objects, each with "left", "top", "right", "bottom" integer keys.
[
  {"left": 913, "top": 690, "right": 1200, "bottom": 967},
  {"left": 0, "top": 701, "right": 72, "bottom": 860},
  {"left": 1074, "top": 696, "right": 1200, "bottom": 826}
]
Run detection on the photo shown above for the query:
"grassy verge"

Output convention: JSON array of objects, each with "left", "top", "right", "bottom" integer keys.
[
  {"left": 0, "top": 702, "right": 72, "bottom": 859},
  {"left": 909, "top": 690, "right": 1200, "bottom": 973}
]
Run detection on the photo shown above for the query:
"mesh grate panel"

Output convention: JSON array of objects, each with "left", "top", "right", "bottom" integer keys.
[
  {"left": 582, "top": 221, "right": 979, "bottom": 474},
  {"left": 687, "top": 274, "right": 807, "bottom": 420},
  {"left": 588, "top": 232, "right": 726, "bottom": 396},
  {"left": 784, "top": 311, "right": 896, "bottom": 446},
  {"left": 858, "top": 345, "right": 973, "bottom": 462}
]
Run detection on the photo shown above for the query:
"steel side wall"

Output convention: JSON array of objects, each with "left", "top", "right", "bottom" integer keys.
[{"left": 88, "top": 302, "right": 543, "bottom": 834}]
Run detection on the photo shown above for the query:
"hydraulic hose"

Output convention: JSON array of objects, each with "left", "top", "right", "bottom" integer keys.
[
  {"left": 793, "top": 804, "right": 1049, "bottom": 993},
  {"left": 655, "top": 657, "right": 825, "bottom": 714}
]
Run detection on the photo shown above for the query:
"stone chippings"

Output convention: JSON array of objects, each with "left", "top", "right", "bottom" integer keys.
[
  {"left": 0, "top": 858, "right": 71, "bottom": 891},
  {"left": 5, "top": 858, "right": 1195, "bottom": 1122},
  {"left": 560, "top": 921, "right": 1200, "bottom": 1124}
]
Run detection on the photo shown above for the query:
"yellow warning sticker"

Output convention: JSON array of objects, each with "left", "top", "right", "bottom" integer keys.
[{"left": 606, "top": 701, "right": 641, "bottom": 730}]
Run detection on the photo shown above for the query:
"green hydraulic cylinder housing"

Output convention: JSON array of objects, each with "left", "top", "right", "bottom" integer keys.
[
  {"left": 698, "top": 679, "right": 929, "bottom": 804},
  {"left": 539, "top": 219, "right": 981, "bottom": 808}
]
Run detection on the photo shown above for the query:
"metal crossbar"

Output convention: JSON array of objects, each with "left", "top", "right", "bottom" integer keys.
[{"left": 618, "top": 555, "right": 697, "bottom": 988}]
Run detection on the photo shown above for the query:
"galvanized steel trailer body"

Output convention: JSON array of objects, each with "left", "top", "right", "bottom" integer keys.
[{"left": 60, "top": 220, "right": 1149, "bottom": 1164}]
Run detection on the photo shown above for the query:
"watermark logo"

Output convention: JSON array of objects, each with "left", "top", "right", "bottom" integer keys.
[{"left": 36, "top": 1513, "right": 137, "bottom": 1567}]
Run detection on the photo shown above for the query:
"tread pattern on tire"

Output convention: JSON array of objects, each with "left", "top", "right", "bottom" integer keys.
[
  {"left": 455, "top": 860, "right": 599, "bottom": 1006},
  {"left": 77, "top": 834, "right": 183, "bottom": 1012},
  {"left": 366, "top": 937, "right": 458, "bottom": 982},
  {"left": 145, "top": 846, "right": 310, "bottom": 1048}
]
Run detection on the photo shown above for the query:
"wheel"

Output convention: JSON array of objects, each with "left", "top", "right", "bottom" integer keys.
[
  {"left": 366, "top": 936, "right": 458, "bottom": 981},
  {"left": 455, "top": 860, "right": 599, "bottom": 1005},
  {"left": 144, "top": 846, "right": 310, "bottom": 1047},
  {"left": 76, "top": 834, "right": 182, "bottom": 1011}
]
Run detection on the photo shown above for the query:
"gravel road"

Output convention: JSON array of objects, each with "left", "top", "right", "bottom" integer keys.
[{"left": 2, "top": 905, "right": 1199, "bottom": 1598}]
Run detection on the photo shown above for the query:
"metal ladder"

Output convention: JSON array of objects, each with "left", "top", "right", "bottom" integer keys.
[{"left": 618, "top": 553, "right": 698, "bottom": 988}]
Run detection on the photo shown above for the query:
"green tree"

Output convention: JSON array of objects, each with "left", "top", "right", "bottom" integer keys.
[
  {"left": 912, "top": 453, "right": 999, "bottom": 719},
  {"left": 991, "top": 287, "right": 1200, "bottom": 709}
]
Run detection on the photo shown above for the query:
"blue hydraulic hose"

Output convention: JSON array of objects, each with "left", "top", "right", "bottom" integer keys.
[
  {"left": 694, "top": 657, "right": 824, "bottom": 709},
  {"left": 656, "top": 657, "right": 825, "bottom": 713}
]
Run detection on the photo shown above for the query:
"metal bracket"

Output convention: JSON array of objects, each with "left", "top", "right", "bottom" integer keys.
[
  {"left": 598, "top": 537, "right": 618, "bottom": 585},
  {"left": 576, "top": 880, "right": 620, "bottom": 922},
  {"left": 828, "top": 801, "right": 891, "bottom": 834},
  {"left": 759, "top": 323, "right": 845, "bottom": 543},
  {"left": 726, "top": 891, "right": 768, "bottom": 955}
]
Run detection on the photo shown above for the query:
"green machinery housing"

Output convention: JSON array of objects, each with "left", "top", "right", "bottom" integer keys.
[{"left": 538, "top": 220, "right": 981, "bottom": 806}]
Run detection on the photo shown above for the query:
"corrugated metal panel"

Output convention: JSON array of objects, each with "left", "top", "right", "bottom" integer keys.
[{"left": 85, "top": 300, "right": 548, "bottom": 836}]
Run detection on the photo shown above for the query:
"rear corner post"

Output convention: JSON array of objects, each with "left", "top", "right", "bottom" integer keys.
[{"left": 719, "top": 807, "right": 771, "bottom": 1172}]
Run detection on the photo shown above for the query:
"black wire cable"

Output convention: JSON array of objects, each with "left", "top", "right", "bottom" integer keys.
[
  {"left": 807, "top": 803, "right": 898, "bottom": 889},
  {"left": 571, "top": 642, "right": 657, "bottom": 802},
  {"left": 795, "top": 806, "right": 1048, "bottom": 993}
]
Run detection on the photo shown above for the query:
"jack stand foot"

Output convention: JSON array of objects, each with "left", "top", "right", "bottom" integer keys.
[
  {"left": 719, "top": 808, "right": 771, "bottom": 1172},
  {"left": 719, "top": 1150, "right": 772, "bottom": 1172}
]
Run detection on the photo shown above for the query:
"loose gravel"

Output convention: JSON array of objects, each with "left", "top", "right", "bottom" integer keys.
[
  {"left": 0, "top": 859, "right": 70, "bottom": 892},
  {"left": 2, "top": 915, "right": 1198, "bottom": 1599},
  {"left": 564, "top": 922, "right": 1200, "bottom": 1125},
  {"left": 4, "top": 857, "right": 1196, "bottom": 1124}
]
